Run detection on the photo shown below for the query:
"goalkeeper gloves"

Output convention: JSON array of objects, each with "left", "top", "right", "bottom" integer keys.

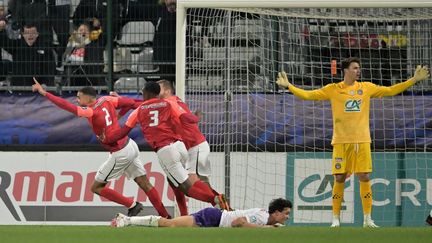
[
  {"left": 276, "top": 71, "right": 291, "bottom": 88},
  {"left": 413, "top": 65, "right": 430, "bottom": 82}
]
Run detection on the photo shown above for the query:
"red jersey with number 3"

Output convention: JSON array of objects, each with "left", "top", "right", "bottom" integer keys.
[
  {"left": 125, "top": 98, "right": 182, "bottom": 151},
  {"left": 166, "top": 96, "right": 206, "bottom": 149},
  {"left": 79, "top": 96, "right": 128, "bottom": 152}
]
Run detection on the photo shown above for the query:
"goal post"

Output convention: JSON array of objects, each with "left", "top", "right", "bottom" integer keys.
[
  {"left": 176, "top": 0, "right": 432, "bottom": 226},
  {"left": 176, "top": 0, "right": 432, "bottom": 100}
]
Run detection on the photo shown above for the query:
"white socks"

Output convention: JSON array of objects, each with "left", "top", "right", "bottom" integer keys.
[
  {"left": 363, "top": 214, "right": 379, "bottom": 228},
  {"left": 130, "top": 215, "right": 162, "bottom": 227},
  {"left": 331, "top": 215, "right": 340, "bottom": 227},
  {"left": 363, "top": 214, "right": 373, "bottom": 223}
]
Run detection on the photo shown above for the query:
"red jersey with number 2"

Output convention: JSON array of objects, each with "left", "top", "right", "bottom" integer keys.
[{"left": 78, "top": 96, "right": 129, "bottom": 152}]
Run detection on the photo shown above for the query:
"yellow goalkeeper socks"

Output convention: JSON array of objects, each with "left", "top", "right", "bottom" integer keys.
[
  {"left": 332, "top": 181, "right": 345, "bottom": 216},
  {"left": 360, "top": 180, "right": 372, "bottom": 215}
]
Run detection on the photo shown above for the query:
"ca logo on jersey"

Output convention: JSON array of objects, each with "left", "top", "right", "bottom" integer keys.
[{"left": 345, "top": 99, "right": 362, "bottom": 112}]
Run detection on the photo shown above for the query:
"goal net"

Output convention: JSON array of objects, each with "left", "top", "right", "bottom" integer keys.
[{"left": 177, "top": 1, "right": 432, "bottom": 226}]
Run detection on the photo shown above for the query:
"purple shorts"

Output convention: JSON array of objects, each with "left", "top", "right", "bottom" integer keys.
[{"left": 191, "top": 207, "right": 222, "bottom": 227}]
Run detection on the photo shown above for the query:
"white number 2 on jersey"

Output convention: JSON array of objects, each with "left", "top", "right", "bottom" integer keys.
[
  {"left": 102, "top": 107, "right": 112, "bottom": 126},
  {"left": 149, "top": 110, "right": 159, "bottom": 127}
]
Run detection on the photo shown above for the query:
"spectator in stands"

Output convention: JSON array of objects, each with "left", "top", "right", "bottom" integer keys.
[
  {"left": 0, "top": 1, "right": 12, "bottom": 80},
  {"left": 63, "top": 19, "right": 105, "bottom": 86},
  {"left": 0, "top": 1, "right": 20, "bottom": 40},
  {"left": 7, "top": 0, "right": 52, "bottom": 45},
  {"left": 72, "top": 0, "right": 122, "bottom": 40},
  {"left": 0, "top": 22, "right": 55, "bottom": 86},
  {"left": 48, "top": 0, "right": 71, "bottom": 71}
]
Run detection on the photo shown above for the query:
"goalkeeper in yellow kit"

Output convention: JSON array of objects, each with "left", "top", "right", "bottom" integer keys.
[{"left": 277, "top": 57, "right": 430, "bottom": 228}]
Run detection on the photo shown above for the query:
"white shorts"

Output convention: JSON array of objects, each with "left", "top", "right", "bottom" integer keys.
[
  {"left": 95, "top": 139, "right": 146, "bottom": 183},
  {"left": 186, "top": 141, "right": 212, "bottom": 177},
  {"left": 156, "top": 141, "right": 189, "bottom": 187}
]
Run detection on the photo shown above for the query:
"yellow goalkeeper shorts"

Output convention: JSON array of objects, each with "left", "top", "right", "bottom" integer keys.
[{"left": 331, "top": 143, "right": 372, "bottom": 174}]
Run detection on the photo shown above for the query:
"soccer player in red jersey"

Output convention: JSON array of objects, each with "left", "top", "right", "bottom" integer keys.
[
  {"left": 158, "top": 80, "right": 210, "bottom": 182},
  {"left": 157, "top": 79, "right": 222, "bottom": 215},
  {"left": 32, "top": 79, "right": 171, "bottom": 218},
  {"left": 107, "top": 82, "right": 230, "bottom": 211}
]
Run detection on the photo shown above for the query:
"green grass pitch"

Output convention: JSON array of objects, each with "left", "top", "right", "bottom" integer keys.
[{"left": 0, "top": 226, "right": 431, "bottom": 243}]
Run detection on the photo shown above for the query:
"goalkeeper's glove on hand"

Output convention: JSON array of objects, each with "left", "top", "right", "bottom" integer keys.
[
  {"left": 413, "top": 65, "right": 430, "bottom": 82},
  {"left": 276, "top": 71, "right": 291, "bottom": 88}
]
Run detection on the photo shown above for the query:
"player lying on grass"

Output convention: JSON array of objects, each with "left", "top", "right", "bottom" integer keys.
[{"left": 111, "top": 198, "right": 291, "bottom": 228}]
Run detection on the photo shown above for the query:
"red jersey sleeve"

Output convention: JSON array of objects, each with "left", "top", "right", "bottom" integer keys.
[
  {"left": 45, "top": 93, "right": 79, "bottom": 115},
  {"left": 125, "top": 108, "right": 139, "bottom": 128},
  {"left": 76, "top": 107, "right": 94, "bottom": 117},
  {"left": 103, "top": 125, "right": 133, "bottom": 144},
  {"left": 105, "top": 96, "right": 137, "bottom": 109},
  {"left": 179, "top": 113, "right": 199, "bottom": 124},
  {"left": 118, "top": 99, "right": 143, "bottom": 117},
  {"left": 165, "top": 97, "right": 187, "bottom": 118}
]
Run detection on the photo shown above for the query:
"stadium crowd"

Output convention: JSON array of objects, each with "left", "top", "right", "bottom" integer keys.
[{"left": 0, "top": 0, "right": 177, "bottom": 87}]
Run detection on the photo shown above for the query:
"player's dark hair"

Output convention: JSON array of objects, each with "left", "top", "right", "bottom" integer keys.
[
  {"left": 79, "top": 87, "right": 97, "bottom": 98},
  {"left": 143, "top": 81, "right": 161, "bottom": 96},
  {"left": 341, "top": 57, "right": 360, "bottom": 71},
  {"left": 268, "top": 198, "right": 292, "bottom": 214},
  {"left": 157, "top": 79, "right": 174, "bottom": 93}
]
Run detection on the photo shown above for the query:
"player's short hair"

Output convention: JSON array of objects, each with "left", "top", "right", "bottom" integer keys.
[
  {"left": 341, "top": 57, "right": 361, "bottom": 71},
  {"left": 143, "top": 81, "right": 161, "bottom": 96},
  {"left": 268, "top": 198, "right": 292, "bottom": 214},
  {"left": 79, "top": 87, "right": 97, "bottom": 98},
  {"left": 157, "top": 79, "right": 174, "bottom": 93}
]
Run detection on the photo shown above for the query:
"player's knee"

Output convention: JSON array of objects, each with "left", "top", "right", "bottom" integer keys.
[
  {"left": 178, "top": 181, "right": 191, "bottom": 194},
  {"left": 357, "top": 173, "right": 370, "bottom": 182},
  {"left": 198, "top": 175, "right": 209, "bottom": 184},
  {"left": 90, "top": 184, "right": 100, "bottom": 194},
  {"left": 334, "top": 174, "right": 347, "bottom": 183},
  {"left": 91, "top": 181, "right": 105, "bottom": 194}
]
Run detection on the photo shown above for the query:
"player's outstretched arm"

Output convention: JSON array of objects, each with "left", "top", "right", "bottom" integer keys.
[
  {"left": 103, "top": 108, "right": 138, "bottom": 143},
  {"left": 276, "top": 71, "right": 328, "bottom": 101},
  {"left": 109, "top": 92, "right": 143, "bottom": 118},
  {"left": 372, "top": 65, "right": 430, "bottom": 97},
  {"left": 104, "top": 125, "right": 133, "bottom": 144},
  {"left": 32, "top": 78, "right": 79, "bottom": 115}
]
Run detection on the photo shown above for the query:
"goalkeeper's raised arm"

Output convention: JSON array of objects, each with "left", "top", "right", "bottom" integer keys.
[
  {"left": 370, "top": 65, "right": 430, "bottom": 98},
  {"left": 276, "top": 71, "right": 330, "bottom": 101}
]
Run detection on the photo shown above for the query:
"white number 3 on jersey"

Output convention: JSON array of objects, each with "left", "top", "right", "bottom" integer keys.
[
  {"left": 149, "top": 110, "right": 159, "bottom": 126},
  {"left": 102, "top": 107, "right": 113, "bottom": 126}
]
